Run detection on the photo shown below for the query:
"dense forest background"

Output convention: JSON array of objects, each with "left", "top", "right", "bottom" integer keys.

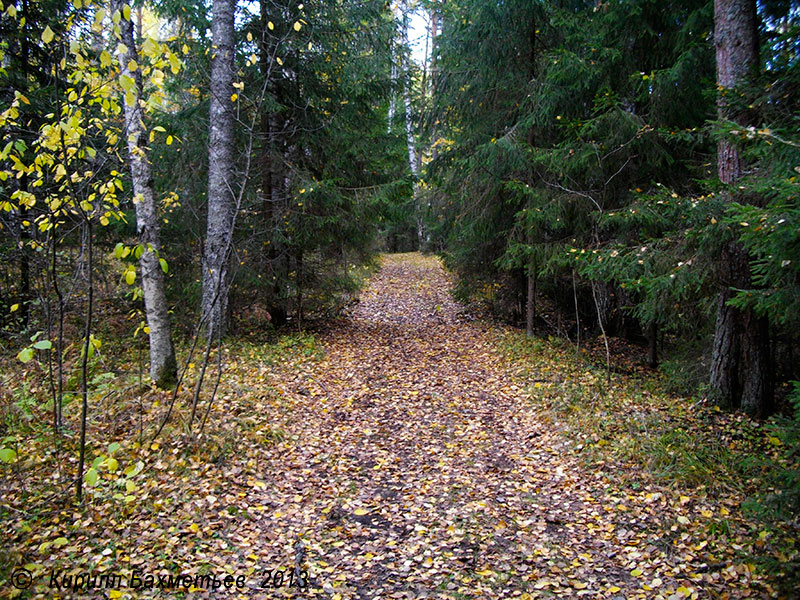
[
  {"left": 3, "top": 0, "right": 798, "bottom": 412},
  {"left": 421, "top": 0, "right": 799, "bottom": 419},
  {"left": 1, "top": 0, "right": 799, "bottom": 594}
]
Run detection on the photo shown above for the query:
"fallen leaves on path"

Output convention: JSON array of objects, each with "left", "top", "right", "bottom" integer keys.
[{"left": 1, "top": 253, "right": 793, "bottom": 599}]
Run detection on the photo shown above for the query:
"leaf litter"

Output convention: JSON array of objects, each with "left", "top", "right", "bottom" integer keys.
[{"left": 1, "top": 253, "right": 794, "bottom": 599}]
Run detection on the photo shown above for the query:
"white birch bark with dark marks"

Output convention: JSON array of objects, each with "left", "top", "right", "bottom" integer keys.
[
  {"left": 112, "top": 0, "right": 177, "bottom": 388},
  {"left": 399, "top": 0, "right": 424, "bottom": 247}
]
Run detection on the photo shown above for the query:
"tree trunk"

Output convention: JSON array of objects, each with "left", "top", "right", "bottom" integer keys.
[
  {"left": 202, "top": 0, "right": 236, "bottom": 338},
  {"left": 400, "top": 4, "right": 418, "bottom": 178},
  {"left": 647, "top": 321, "right": 658, "bottom": 368},
  {"left": 709, "top": 0, "right": 772, "bottom": 416},
  {"left": 399, "top": 0, "right": 423, "bottom": 248},
  {"left": 429, "top": 5, "right": 440, "bottom": 161},
  {"left": 259, "top": 0, "right": 286, "bottom": 326},
  {"left": 388, "top": 44, "right": 397, "bottom": 132},
  {"left": 526, "top": 270, "right": 536, "bottom": 337},
  {"left": 113, "top": 0, "right": 177, "bottom": 388}
]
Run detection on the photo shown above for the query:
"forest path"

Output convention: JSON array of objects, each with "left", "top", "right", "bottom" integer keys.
[{"left": 246, "top": 253, "right": 650, "bottom": 598}]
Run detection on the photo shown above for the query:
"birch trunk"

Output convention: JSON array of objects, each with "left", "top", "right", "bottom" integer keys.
[
  {"left": 112, "top": 0, "right": 177, "bottom": 388},
  {"left": 400, "top": 1, "right": 418, "bottom": 180},
  {"left": 399, "top": 0, "right": 424, "bottom": 248},
  {"left": 202, "top": 0, "right": 236, "bottom": 338},
  {"left": 388, "top": 45, "right": 397, "bottom": 132}
]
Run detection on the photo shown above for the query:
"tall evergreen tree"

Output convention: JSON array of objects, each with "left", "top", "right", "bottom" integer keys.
[
  {"left": 202, "top": 0, "right": 236, "bottom": 337},
  {"left": 708, "top": 0, "right": 772, "bottom": 416}
]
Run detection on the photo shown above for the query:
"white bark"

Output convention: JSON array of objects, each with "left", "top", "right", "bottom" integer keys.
[
  {"left": 112, "top": 0, "right": 177, "bottom": 388},
  {"left": 398, "top": 0, "right": 426, "bottom": 247},
  {"left": 400, "top": 0, "right": 418, "bottom": 179},
  {"left": 388, "top": 54, "right": 397, "bottom": 132}
]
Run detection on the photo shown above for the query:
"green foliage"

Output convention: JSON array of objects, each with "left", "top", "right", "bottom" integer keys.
[
  {"left": 0, "top": 446, "right": 17, "bottom": 463},
  {"left": 425, "top": 0, "right": 717, "bottom": 327},
  {"left": 144, "top": 0, "right": 407, "bottom": 325},
  {"left": 425, "top": 0, "right": 798, "bottom": 419}
]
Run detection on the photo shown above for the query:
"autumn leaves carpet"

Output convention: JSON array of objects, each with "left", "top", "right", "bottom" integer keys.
[
  {"left": 236, "top": 253, "right": 763, "bottom": 599},
  {"left": 6, "top": 253, "right": 778, "bottom": 599}
]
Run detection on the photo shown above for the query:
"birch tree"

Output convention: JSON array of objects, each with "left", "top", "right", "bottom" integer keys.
[
  {"left": 111, "top": 0, "right": 178, "bottom": 388},
  {"left": 398, "top": 0, "right": 423, "bottom": 247}
]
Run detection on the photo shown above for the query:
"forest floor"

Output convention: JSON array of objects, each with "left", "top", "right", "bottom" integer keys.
[{"left": 1, "top": 253, "right": 796, "bottom": 599}]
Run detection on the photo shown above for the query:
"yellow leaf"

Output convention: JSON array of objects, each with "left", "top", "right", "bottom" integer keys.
[
  {"left": 768, "top": 436, "right": 782, "bottom": 446},
  {"left": 150, "top": 442, "right": 160, "bottom": 451},
  {"left": 189, "top": 523, "right": 200, "bottom": 533},
  {"left": 276, "top": 57, "right": 283, "bottom": 65},
  {"left": 125, "top": 269, "right": 136, "bottom": 285},
  {"left": 169, "top": 52, "right": 181, "bottom": 74},
  {"left": 293, "top": 21, "right": 301, "bottom": 31},
  {"left": 123, "top": 4, "right": 131, "bottom": 21},
  {"left": 10, "top": 303, "right": 19, "bottom": 312},
  {"left": 247, "top": 32, "right": 253, "bottom": 41},
  {"left": 353, "top": 508, "right": 368, "bottom": 516},
  {"left": 231, "top": 93, "right": 238, "bottom": 102},
  {"left": 268, "top": 21, "right": 274, "bottom": 30},
  {"left": 166, "top": 135, "right": 173, "bottom": 145},
  {"left": 119, "top": 74, "right": 135, "bottom": 93},
  {"left": 109, "top": 591, "right": 122, "bottom": 599},
  {"left": 42, "top": 25, "right": 55, "bottom": 44},
  {"left": 142, "top": 37, "right": 159, "bottom": 58},
  {"left": 630, "top": 568, "right": 643, "bottom": 577}
]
